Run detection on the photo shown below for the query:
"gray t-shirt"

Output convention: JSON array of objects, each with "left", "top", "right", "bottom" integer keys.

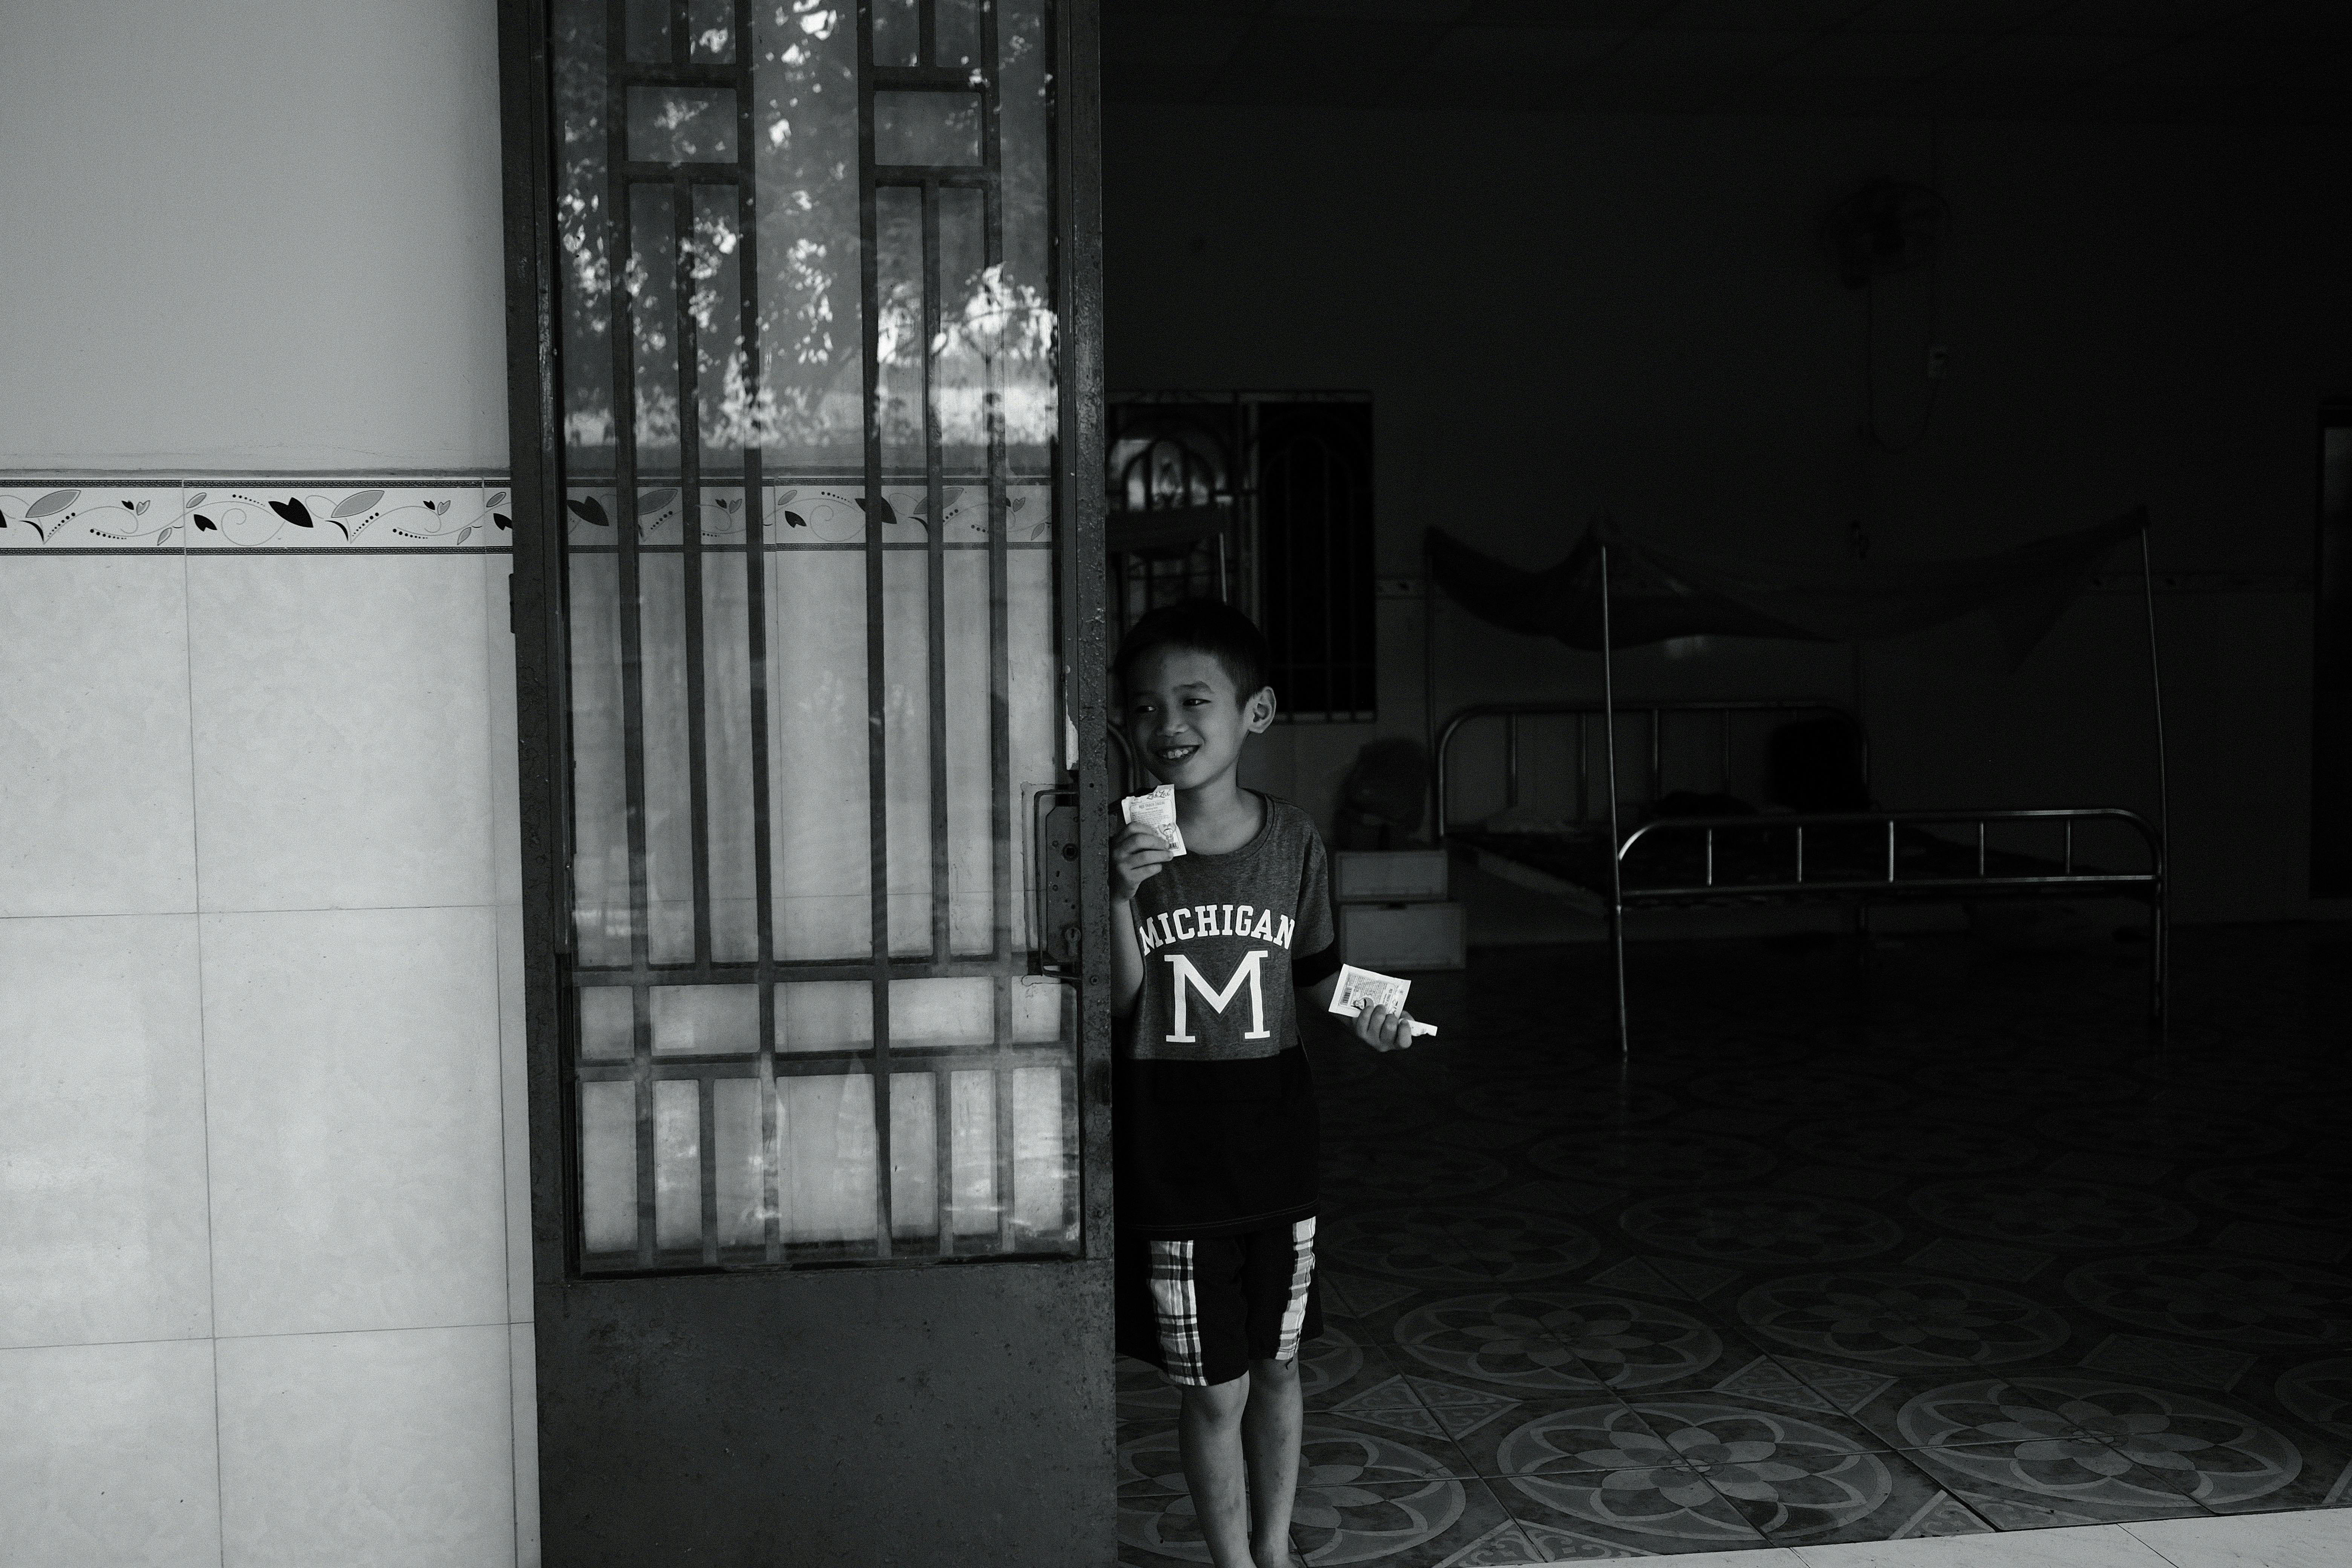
[
  {"left": 1115, "top": 795, "right": 1340, "bottom": 1238},
  {"left": 1126, "top": 796, "right": 1337, "bottom": 1064}
]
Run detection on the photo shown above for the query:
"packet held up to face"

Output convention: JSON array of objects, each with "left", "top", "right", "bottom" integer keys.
[
  {"left": 1328, "top": 964, "right": 1438, "bottom": 1036},
  {"left": 1120, "top": 784, "right": 1187, "bottom": 856}
]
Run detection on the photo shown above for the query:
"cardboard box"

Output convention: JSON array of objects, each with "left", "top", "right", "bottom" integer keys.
[
  {"left": 1332, "top": 849, "right": 1449, "bottom": 903},
  {"left": 1338, "top": 901, "right": 1466, "bottom": 971}
]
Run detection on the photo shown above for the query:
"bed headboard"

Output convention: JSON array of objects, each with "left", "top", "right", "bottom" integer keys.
[{"left": 1433, "top": 700, "right": 1870, "bottom": 839}]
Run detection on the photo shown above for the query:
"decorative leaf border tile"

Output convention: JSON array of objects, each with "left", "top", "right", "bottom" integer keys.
[
  {"left": 0, "top": 478, "right": 513, "bottom": 553},
  {"left": 561, "top": 481, "right": 1054, "bottom": 548},
  {"left": 2, "top": 476, "right": 1056, "bottom": 553}
]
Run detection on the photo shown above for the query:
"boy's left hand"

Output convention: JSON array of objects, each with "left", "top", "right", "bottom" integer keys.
[{"left": 1349, "top": 1004, "right": 1419, "bottom": 1053}]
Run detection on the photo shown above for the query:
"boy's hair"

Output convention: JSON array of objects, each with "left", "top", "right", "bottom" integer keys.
[{"left": 1115, "top": 599, "right": 1270, "bottom": 701}]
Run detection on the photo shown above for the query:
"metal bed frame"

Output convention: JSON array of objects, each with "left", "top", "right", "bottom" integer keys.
[{"left": 1429, "top": 539, "right": 2175, "bottom": 1053}]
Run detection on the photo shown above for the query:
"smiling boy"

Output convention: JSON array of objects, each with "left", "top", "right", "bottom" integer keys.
[{"left": 1110, "top": 600, "right": 1421, "bottom": 1568}]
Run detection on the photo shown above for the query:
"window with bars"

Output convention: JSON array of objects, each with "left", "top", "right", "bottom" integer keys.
[
  {"left": 550, "top": 0, "right": 1076, "bottom": 1274},
  {"left": 1106, "top": 394, "right": 1375, "bottom": 722}
]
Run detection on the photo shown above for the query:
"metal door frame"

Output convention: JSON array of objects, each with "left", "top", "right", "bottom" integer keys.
[{"left": 494, "top": 0, "right": 1110, "bottom": 1555}]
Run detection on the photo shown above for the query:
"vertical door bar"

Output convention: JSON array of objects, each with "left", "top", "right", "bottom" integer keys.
[
  {"left": 924, "top": 184, "right": 953, "bottom": 963},
  {"left": 856, "top": 0, "right": 896, "bottom": 1255},
  {"left": 983, "top": 0, "right": 1014, "bottom": 971},
  {"left": 678, "top": 187, "right": 715, "bottom": 970},
  {"left": 731, "top": 0, "right": 784, "bottom": 1266},
  {"left": 605, "top": 0, "right": 658, "bottom": 1266}
]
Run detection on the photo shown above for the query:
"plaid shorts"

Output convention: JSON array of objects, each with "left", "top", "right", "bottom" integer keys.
[{"left": 1119, "top": 1218, "right": 1319, "bottom": 1388}]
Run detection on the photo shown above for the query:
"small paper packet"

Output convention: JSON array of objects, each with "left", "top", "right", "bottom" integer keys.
[
  {"left": 1328, "top": 964, "right": 1438, "bottom": 1036},
  {"left": 1120, "top": 784, "right": 1187, "bottom": 856}
]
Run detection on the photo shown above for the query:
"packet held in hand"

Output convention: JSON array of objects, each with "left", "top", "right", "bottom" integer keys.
[
  {"left": 1120, "top": 784, "right": 1187, "bottom": 856},
  {"left": 1328, "top": 964, "right": 1438, "bottom": 1036}
]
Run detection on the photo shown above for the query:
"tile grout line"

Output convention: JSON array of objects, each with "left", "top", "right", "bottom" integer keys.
[
  {"left": 3, "top": 899, "right": 517, "bottom": 922},
  {"left": 2118, "top": 1520, "right": 2194, "bottom": 1568},
  {"left": 177, "top": 502, "right": 230, "bottom": 1568},
  {"left": 482, "top": 541, "right": 530, "bottom": 1568},
  {"left": 2, "top": 1320, "right": 526, "bottom": 1354}
]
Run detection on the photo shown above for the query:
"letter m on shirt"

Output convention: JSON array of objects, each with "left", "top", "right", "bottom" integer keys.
[{"left": 1164, "top": 949, "right": 1272, "bottom": 1044}]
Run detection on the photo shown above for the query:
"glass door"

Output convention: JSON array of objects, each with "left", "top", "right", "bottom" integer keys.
[
  {"left": 506, "top": 2, "right": 1109, "bottom": 1559},
  {"left": 554, "top": 0, "right": 1077, "bottom": 1272}
]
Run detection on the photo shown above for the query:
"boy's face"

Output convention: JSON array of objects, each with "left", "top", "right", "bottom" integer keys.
[{"left": 1122, "top": 645, "right": 1275, "bottom": 792}]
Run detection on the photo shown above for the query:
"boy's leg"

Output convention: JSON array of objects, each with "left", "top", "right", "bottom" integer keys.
[
  {"left": 1240, "top": 1217, "right": 1318, "bottom": 1568},
  {"left": 1242, "top": 1354, "right": 1304, "bottom": 1568},
  {"left": 1177, "top": 1373, "right": 1255, "bottom": 1568}
]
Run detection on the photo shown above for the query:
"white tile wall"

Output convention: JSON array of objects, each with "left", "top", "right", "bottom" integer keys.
[
  {"left": 187, "top": 552, "right": 495, "bottom": 912},
  {"left": 200, "top": 905, "right": 507, "bottom": 1339},
  {"left": 1, "top": 518, "right": 536, "bottom": 1566},
  {"left": 509, "top": 1321, "right": 542, "bottom": 1568},
  {"left": 496, "top": 901, "right": 533, "bottom": 1322},
  {"left": 0, "top": 556, "right": 198, "bottom": 917},
  {"left": 0, "top": 915, "right": 213, "bottom": 1348},
  {"left": 0, "top": 1338, "right": 224, "bottom": 1568},
  {"left": 216, "top": 1324, "right": 517, "bottom": 1568}
]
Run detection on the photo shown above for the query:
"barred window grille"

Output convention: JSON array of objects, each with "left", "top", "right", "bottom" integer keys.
[{"left": 1106, "top": 393, "right": 1374, "bottom": 722}]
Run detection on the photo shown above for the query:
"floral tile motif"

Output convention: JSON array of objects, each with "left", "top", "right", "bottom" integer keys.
[
  {"left": 2043, "top": 1150, "right": 2173, "bottom": 1185},
  {"left": 2186, "top": 1164, "right": 2352, "bottom": 1232},
  {"left": 1764, "top": 1358, "right": 1899, "bottom": 1421},
  {"left": 1526, "top": 1128, "right": 1777, "bottom": 1191},
  {"left": 1454, "top": 1080, "right": 1678, "bottom": 1129},
  {"left": 2078, "top": 1334, "right": 2254, "bottom": 1393},
  {"left": 1902, "top": 1237, "right": 2055, "bottom": 1284},
  {"left": 1492, "top": 1403, "right": 1779, "bottom": 1551},
  {"left": 1426, "top": 1517, "right": 1545, "bottom": 1565},
  {"left": 2037, "top": 1106, "right": 2281, "bottom": 1165},
  {"left": 1323, "top": 1209, "right": 1599, "bottom": 1288},
  {"left": 1909, "top": 1176, "right": 2199, "bottom": 1251},
  {"left": 0, "top": 483, "right": 182, "bottom": 548},
  {"left": 2213, "top": 1221, "right": 2351, "bottom": 1266},
  {"left": 1323, "top": 1272, "right": 1421, "bottom": 1322},
  {"left": 1896, "top": 1375, "right": 2300, "bottom": 1513},
  {"left": 1684, "top": 1067, "right": 1910, "bottom": 1120},
  {"left": 1330, "top": 1375, "right": 1460, "bottom": 1441},
  {"left": 1118, "top": 1423, "right": 1494, "bottom": 1566},
  {"left": 1618, "top": 1191, "right": 1903, "bottom": 1268},
  {"left": 184, "top": 482, "right": 505, "bottom": 548},
  {"left": 1737, "top": 1271, "right": 2073, "bottom": 1370},
  {"left": 1782, "top": 1117, "right": 2036, "bottom": 1176},
  {"left": 1488, "top": 1181, "right": 1624, "bottom": 1217},
  {"left": 1389, "top": 1294, "right": 1615, "bottom": 1394},
  {"left": 1323, "top": 1143, "right": 1511, "bottom": 1205},
  {"left": 2065, "top": 1253, "right": 2352, "bottom": 1346},
  {"left": 1583, "top": 1258, "right": 1739, "bottom": 1305},
  {"left": 2276, "top": 1355, "right": 2352, "bottom": 1440}
]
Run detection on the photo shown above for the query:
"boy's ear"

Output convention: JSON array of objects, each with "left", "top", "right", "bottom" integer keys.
[{"left": 1245, "top": 685, "right": 1278, "bottom": 733}]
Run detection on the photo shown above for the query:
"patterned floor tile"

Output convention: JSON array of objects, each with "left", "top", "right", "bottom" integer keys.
[
  {"left": 1291, "top": 1473, "right": 1532, "bottom": 1566},
  {"left": 1583, "top": 1257, "right": 1741, "bottom": 1305},
  {"left": 1487, "top": 1406, "right": 1776, "bottom": 1556},
  {"left": 1698, "top": 1439, "right": 1991, "bottom": 1548},
  {"left": 1734, "top": 1269, "right": 2081, "bottom": 1372},
  {"left": 1144, "top": 928, "right": 2351, "bottom": 1549}
]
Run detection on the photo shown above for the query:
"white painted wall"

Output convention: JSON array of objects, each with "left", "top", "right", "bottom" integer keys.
[
  {"left": 0, "top": 3, "right": 533, "bottom": 1565},
  {"left": 0, "top": 0, "right": 509, "bottom": 471}
]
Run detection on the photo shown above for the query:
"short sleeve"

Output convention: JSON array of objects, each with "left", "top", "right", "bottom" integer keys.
[{"left": 1293, "top": 823, "right": 1337, "bottom": 982}]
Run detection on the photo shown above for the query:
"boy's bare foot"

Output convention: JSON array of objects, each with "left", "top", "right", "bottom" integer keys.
[{"left": 1253, "top": 1547, "right": 1308, "bottom": 1568}]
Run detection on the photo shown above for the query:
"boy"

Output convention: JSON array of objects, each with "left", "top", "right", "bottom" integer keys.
[{"left": 1110, "top": 600, "right": 1423, "bottom": 1568}]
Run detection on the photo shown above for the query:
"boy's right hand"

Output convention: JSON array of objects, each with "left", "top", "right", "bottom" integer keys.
[{"left": 1111, "top": 821, "right": 1171, "bottom": 904}]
